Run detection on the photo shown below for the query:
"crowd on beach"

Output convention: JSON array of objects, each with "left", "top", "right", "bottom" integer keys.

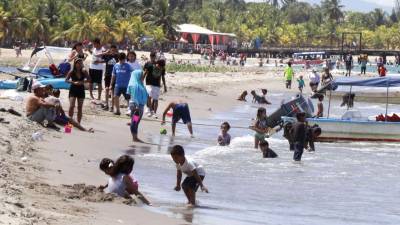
[{"left": 18, "top": 37, "right": 395, "bottom": 207}]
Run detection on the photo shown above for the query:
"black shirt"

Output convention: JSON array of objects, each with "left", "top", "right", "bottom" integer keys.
[
  {"left": 263, "top": 148, "right": 278, "bottom": 158},
  {"left": 292, "top": 122, "right": 306, "bottom": 145},
  {"left": 144, "top": 62, "right": 165, "bottom": 87},
  {"left": 103, "top": 54, "right": 118, "bottom": 76}
]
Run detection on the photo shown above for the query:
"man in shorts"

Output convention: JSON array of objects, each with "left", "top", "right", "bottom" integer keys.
[
  {"left": 89, "top": 38, "right": 105, "bottom": 100},
  {"left": 111, "top": 52, "right": 133, "bottom": 115},
  {"left": 144, "top": 52, "right": 167, "bottom": 118},
  {"left": 161, "top": 101, "right": 193, "bottom": 137},
  {"left": 102, "top": 44, "right": 119, "bottom": 111}
]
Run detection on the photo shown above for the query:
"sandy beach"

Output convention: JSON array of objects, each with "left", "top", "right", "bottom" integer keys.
[
  {"left": 1, "top": 47, "right": 400, "bottom": 225},
  {"left": 0, "top": 47, "right": 297, "bottom": 225}
]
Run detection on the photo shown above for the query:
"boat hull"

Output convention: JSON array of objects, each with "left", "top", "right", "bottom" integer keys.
[{"left": 307, "top": 118, "right": 400, "bottom": 142}]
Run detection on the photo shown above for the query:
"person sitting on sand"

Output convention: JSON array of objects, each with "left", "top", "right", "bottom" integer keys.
[
  {"left": 218, "top": 122, "right": 231, "bottom": 146},
  {"left": 162, "top": 101, "right": 193, "bottom": 137},
  {"left": 237, "top": 91, "right": 248, "bottom": 101},
  {"left": 49, "top": 90, "right": 93, "bottom": 132},
  {"left": 101, "top": 156, "right": 151, "bottom": 205},
  {"left": 26, "top": 82, "right": 59, "bottom": 130},
  {"left": 259, "top": 141, "right": 278, "bottom": 158},
  {"left": 127, "top": 70, "right": 148, "bottom": 142},
  {"left": 170, "top": 145, "right": 208, "bottom": 206}
]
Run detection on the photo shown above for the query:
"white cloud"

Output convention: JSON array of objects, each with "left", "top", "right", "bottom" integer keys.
[{"left": 362, "top": 0, "right": 394, "bottom": 7}]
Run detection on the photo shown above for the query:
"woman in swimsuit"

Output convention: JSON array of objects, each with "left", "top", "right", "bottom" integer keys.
[
  {"left": 68, "top": 42, "right": 87, "bottom": 62},
  {"left": 65, "top": 58, "right": 90, "bottom": 123}
]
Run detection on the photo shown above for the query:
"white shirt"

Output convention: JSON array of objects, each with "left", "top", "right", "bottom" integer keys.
[
  {"left": 105, "top": 173, "right": 127, "bottom": 197},
  {"left": 128, "top": 61, "right": 142, "bottom": 71},
  {"left": 89, "top": 47, "right": 105, "bottom": 70},
  {"left": 176, "top": 157, "right": 205, "bottom": 177},
  {"left": 309, "top": 72, "right": 320, "bottom": 84}
]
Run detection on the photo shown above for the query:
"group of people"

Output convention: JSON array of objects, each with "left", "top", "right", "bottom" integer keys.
[{"left": 99, "top": 145, "right": 207, "bottom": 207}]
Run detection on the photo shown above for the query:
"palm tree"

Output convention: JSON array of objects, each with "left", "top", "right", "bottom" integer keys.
[
  {"left": 321, "top": 0, "right": 344, "bottom": 24},
  {"left": 142, "top": 0, "right": 176, "bottom": 40},
  {"left": 268, "top": 0, "right": 296, "bottom": 8}
]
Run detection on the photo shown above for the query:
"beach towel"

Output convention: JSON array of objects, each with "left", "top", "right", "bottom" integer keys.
[{"left": 127, "top": 70, "right": 148, "bottom": 106}]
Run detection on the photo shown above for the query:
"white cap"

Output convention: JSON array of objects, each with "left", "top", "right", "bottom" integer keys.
[{"left": 31, "top": 82, "right": 45, "bottom": 90}]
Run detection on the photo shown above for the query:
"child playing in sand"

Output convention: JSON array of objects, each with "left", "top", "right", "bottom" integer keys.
[
  {"left": 170, "top": 145, "right": 208, "bottom": 206},
  {"left": 259, "top": 141, "right": 278, "bottom": 158},
  {"left": 297, "top": 75, "right": 305, "bottom": 93},
  {"left": 218, "top": 122, "right": 231, "bottom": 146},
  {"left": 99, "top": 156, "right": 151, "bottom": 205}
]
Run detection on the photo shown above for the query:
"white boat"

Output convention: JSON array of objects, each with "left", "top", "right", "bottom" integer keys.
[{"left": 283, "top": 76, "right": 400, "bottom": 142}]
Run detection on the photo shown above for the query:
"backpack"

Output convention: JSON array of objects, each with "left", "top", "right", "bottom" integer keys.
[{"left": 16, "top": 77, "right": 29, "bottom": 92}]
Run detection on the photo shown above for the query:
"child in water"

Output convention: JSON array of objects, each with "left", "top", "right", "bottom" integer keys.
[
  {"left": 218, "top": 122, "right": 231, "bottom": 146},
  {"left": 259, "top": 141, "right": 278, "bottom": 158},
  {"left": 170, "top": 145, "right": 208, "bottom": 206},
  {"left": 99, "top": 156, "right": 151, "bottom": 205},
  {"left": 250, "top": 107, "right": 270, "bottom": 149}
]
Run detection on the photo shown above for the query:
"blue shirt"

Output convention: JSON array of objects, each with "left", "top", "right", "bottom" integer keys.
[{"left": 112, "top": 63, "right": 133, "bottom": 88}]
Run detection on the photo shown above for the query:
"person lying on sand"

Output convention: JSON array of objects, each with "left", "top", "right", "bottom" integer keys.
[
  {"left": 99, "top": 156, "right": 151, "bottom": 205},
  {"left": 49, "top": 90, "right": 94, "bottom": 132},
  {"left": 170, "top": 145, "right": 208, "bottom": 206},
  {"left": 237, "top": 91, "right": 247, "bottom": 101},
  {"left": 26, "top": 82, "right": 59, "bottom": 130},
  {"left": 162, "top": 101, "right": 193, "bottom": 137},
  {"left": 250, "top": 90, "right": 271, "bottom": 104}
]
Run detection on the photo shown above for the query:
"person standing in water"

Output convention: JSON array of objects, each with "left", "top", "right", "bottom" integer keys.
[
  {"left": 284, "top": 62, "right": 294, "bottom": 89},
  {"left": 161, "top": 101, "right": 193, "bottom": 137},
  {"left": 170, "top": 145, "right": 208, "bottom": 206},
  {"left": 344, "top": 53, "right": 353, "bottom": 77},
  {"left": 218, "top": 122, "right": 231, "bottom": 146},
  {"left": 316, "top": 95, "right": 324, "bottom": 118},
  {"left": 291, "top": 112, "right": 307, "bottom": 162},
  {"left": 127, "top": 70, "right": 148, "bottom": 142}
]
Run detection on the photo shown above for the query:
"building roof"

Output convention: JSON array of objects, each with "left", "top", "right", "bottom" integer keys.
[{"left": 176, "top": 24, "right": 236, "bottom": 37}]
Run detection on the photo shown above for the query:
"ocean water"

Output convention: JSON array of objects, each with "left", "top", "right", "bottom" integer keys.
[{"left": 126, "top": 94, "right": 400, "bottom": 225}]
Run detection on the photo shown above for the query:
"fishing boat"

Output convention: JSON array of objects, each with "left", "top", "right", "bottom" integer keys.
[
  {"left": 292, "top": 52, "right": 326, "bottom": 65},
  {"left": 283, "top": 76, "right": 400, "bottom": 142},
  {"left": 0, "top": 46, "right": 71, "bottom": 90}
]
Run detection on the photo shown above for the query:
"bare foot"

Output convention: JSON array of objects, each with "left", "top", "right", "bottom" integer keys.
[
  {"left": 133, "top": 137, "right": 143, "bottom": 143},
  {"left": 87, "top": 128, "right": 94, "bottom": 133}
]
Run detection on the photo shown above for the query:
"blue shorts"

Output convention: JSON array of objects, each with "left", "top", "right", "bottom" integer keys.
[
  {"left": 114, "top": 86, "right": 130, "bottom": 100},
  {"left": 172, "top": 104, "right": 191, "bottom": 124},
  {"left": 55, "top": 114, "right": 69, "bottom": 125}
]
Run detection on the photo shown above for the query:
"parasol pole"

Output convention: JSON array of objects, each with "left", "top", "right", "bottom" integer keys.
[{"left": 385, "top": 84, "right": 389, "bottom": 122}]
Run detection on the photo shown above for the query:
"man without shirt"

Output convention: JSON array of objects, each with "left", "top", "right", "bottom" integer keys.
[{"left": 26, "top": 83, "right": 58, "bottom": 130}]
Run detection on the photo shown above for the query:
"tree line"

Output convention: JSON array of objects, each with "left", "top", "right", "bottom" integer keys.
[{"left": 1, "top": 0, "right": 400, "bottom": 50}]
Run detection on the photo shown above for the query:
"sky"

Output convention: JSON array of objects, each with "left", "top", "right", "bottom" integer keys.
[{"left": 246, "top": 0, "right": 396, "bottom": 12}]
